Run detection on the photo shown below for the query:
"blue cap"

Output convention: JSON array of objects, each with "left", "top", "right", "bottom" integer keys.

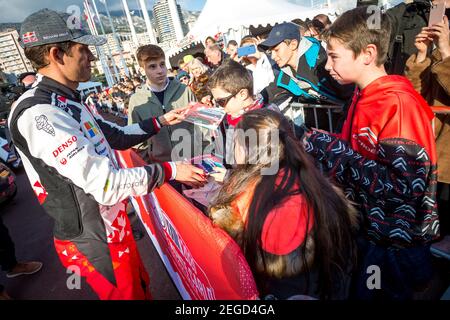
[{"left": 258, "top": 22, "right": 300, "bottom": 50}]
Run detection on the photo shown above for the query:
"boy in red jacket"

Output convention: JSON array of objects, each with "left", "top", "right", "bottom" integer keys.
[{"left": 303, "top": 6, "right": 439, "bottom": 300}]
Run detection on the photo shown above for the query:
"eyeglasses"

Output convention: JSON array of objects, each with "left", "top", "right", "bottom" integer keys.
[{"left": 214, "top": 92, "right": 238, "bottom": 108}]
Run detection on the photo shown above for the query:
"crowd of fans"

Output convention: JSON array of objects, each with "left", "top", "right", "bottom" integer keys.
[
  {"left": 83, "top": 75, "right": 144, "bottom": 121},
  {"left": 123, "top": 3, "right": 449, "bottom": 301}
]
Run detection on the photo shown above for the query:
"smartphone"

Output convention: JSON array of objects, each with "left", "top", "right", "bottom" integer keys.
[
  {"left": 237, "top": 45, "right": 257, "bottom": 58},
  {"left": 200, "top": 160, "right": 215, "bottom": 174},
  {"left": 428, "top": 2, "right": 445, "bottom": 27},
  {"left": 195, "top": 158, "right": 224, "bottom": 174}
]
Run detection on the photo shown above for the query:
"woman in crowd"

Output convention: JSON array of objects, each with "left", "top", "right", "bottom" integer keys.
[
  {"left": 239, "top": 36, "right": 277, "bottom": 95},
  {"left": 208, "top": 109, "right": 358, "bottom": 299},
  {"left": 405, "top": 14, "right": 450, "bottom": 234},
  {"left": 304, "top": 14, "right": 332, "bottom": 40},
  {"left": 187, "top": 58, "right": 213, "bottom": 105}
]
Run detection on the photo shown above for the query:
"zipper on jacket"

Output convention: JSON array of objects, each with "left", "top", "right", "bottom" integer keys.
[
  {"left": 68, "top": 184, "right": 84, "bottom": 239},
  {"left": 162, "top": 104, "right": 175, "bottom": 149}
]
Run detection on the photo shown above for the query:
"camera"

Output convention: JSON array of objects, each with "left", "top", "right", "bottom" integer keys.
[{"left": 0, "top": 83, "right": 27, "bottom": 120}]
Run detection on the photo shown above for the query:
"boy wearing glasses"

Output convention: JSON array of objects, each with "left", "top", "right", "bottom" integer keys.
[
  {"left": 209, "top": 60, "right": 270, "bottom": 127},
  {"left": 208, "top": 60, "right": 279, "bottom": 169}
]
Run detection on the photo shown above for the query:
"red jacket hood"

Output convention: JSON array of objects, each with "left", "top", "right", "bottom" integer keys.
[
  {"left": 340, "top": 75, "right": 436, "bottom": 162},
  {"left": 359, "top": 75, "right": 434, "bottom": 122}
]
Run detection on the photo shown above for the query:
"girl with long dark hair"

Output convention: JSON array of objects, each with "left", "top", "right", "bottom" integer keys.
[{"left": 209, "top": 109, "right": 358, "bottom": 299}]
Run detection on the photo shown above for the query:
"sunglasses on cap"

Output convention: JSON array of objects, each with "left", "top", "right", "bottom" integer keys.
[{"left": 214, "top": 91, "right": 238, "bottom": 108}]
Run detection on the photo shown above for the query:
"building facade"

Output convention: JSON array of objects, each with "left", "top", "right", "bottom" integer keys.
[
  {"left": 153, "top": 0, "right": 187, "bottom": 45},
  {"left": 0, "top": 29, "right": 34, "bottom": 76},
  {"left": 90, "top": 31, "right": 152, "bottom": 79}
]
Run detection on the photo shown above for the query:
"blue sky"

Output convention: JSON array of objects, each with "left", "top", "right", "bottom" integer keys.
[
  {"left": 177, "top": 0, "right": 206, "bottom": 11},
  {"left": 0, "top": 0, "right": 208, "bottom": 23},
  {"left": 0, "top": 0, "right": 399, "bottom": 23}
]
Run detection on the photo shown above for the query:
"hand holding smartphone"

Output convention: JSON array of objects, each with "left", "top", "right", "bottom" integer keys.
[
  {"left": 428, "top": 2, "right": 446, "bottom": 27},
  {"left": 237, "top": 45, "right": 257, "bottom": 58}
]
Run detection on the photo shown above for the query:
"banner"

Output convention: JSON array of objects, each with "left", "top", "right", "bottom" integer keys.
[{"left": 115, "top": 149, "right": 259, "bottom": 300}]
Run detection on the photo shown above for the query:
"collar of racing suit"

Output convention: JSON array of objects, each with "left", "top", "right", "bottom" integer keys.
[{"left": 34, "top": 74, "right": 82, "bottom": 102}]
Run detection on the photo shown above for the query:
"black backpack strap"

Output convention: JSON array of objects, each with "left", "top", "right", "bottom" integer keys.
[
  {"left": 392, "top": 31, "right": 406, "bottom": 75},
  {"left": 387, "top": 1, "right": 431, "bottom": 75},
  {"left": 391, "top": 6, "right": 409, "bottom": 75}
]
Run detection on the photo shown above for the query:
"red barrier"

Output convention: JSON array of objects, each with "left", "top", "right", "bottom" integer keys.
[{"left": 115, "top": 149, "right": 259, "bottom": 300}]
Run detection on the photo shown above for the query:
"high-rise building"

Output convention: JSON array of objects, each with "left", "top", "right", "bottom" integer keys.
[
  {"left": 184, "top": 14, "right": 198, "bottom": 32},
  {"left": 90, "top": 31, "right": 151, "bottom": 77},
  {"left": 0, "top": 29, "right": 34, "bottom": 76},
  {"left": 153, "top": 0, "right": 187, "bottom": 45}
]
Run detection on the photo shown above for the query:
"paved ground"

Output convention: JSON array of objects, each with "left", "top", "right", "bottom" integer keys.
[{"left": 0, "top": 168, "right": 181, "bottom": 300}]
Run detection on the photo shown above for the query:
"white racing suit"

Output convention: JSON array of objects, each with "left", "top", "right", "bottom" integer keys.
[{"left": 8, "top": 75, "right": 175, "bottom": 299}]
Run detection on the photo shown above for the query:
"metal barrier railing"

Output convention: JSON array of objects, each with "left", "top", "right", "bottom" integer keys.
[
  {"left": 289, "top": 102, "right": 344, "bottom": 133},
  {"left": 287, "top": 105, "right": 449, "bottom": 134},
  {"left": 431, "top": 106, "right": 450, "bottom": 115},
  {"left": 430, "top": 106, "right": 450, "bottom": 135}
]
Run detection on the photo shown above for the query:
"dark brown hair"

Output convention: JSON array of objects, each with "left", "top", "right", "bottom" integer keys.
[
  {"left": 210, "top": 109, "right": 358, "bottom": 298},
  {"left": 208, "top": 59, "right": 253, "bottom": 96},
  {"left": 323, "top": 6, "right": 391, "bottom": 66},
  {"left": 205, "top": 36, "right": 216, "bottom": 45},
  {"left": 24, "top": 41, "right": 76, "bottom": 70},
  {"left": 136, "top": 44, "right": 165, "bottom": 67},
  {"left": 313, "top": 14, "right": 332, "bottom": 27}
]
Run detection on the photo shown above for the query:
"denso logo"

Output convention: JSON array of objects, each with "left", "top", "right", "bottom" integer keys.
[{"left": 53, "top": 136, "right": 78, "bottom": 157}]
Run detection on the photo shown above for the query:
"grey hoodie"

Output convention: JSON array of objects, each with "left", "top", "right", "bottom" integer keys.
[{"left": 129, "top": 79, "right": 204, "bottom": 162}]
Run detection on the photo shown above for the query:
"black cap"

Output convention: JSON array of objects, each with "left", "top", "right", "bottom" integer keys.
[
  {"left": 19, "top": 8, "right": 106, "bottom": 48},
  {"left": 258, "top": 22, "right": 300, "bottom": 51}
]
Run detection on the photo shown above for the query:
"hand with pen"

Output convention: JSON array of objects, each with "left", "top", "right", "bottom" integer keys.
[
  {"left": 157, "top": 106, "right": 190, "bottom": 126},
  {"left": 173, "top": 162, "right": 208, "bottom": 188}
]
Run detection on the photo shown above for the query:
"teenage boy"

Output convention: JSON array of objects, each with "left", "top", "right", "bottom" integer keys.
[
  {"left": 303, "top": 6, "right": 439, "bottom": 300},
  {"left": 129, "top": 44, "right": 208, "bottom": 164},
  {"left": 258, "top": 22, "right": 354, "bottom": 132}
]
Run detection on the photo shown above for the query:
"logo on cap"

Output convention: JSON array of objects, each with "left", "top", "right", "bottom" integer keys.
[{"left": 22, "top": 31, "right": 38, "bottom": 44}]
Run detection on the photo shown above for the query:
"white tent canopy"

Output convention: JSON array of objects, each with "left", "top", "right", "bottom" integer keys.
[
  {"left": 77, "top": 81, "right": 103, "bottom": 97},
  {"left": 77, "top": 81, "right": 103, "bottom": 91},
  {"left": 169, "top": 0, "right": 332, "bottom": 57}
]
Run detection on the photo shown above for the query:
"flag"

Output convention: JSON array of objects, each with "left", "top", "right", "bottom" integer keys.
[{"left": 22, "top": 31, "right": 38, "bottom": 44}]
